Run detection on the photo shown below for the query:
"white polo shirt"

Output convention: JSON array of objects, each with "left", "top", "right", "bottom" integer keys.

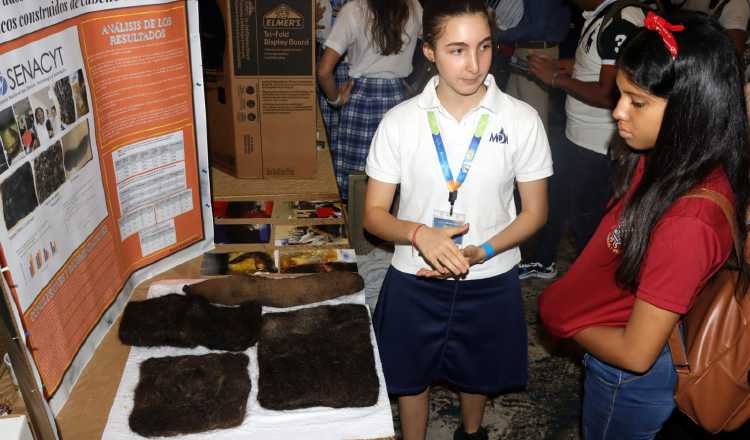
[
  {"left": 323, "top": 0, "right": 422, "bottom": 79},
  {"left": 565, "top": 1, "right": 644, "bottom": 155},
  {"left": 366, "top": 75, "right": 553, "bottom": 280},
  {"left": 680, "top": 0, "right": 750, "bottom": 30}
]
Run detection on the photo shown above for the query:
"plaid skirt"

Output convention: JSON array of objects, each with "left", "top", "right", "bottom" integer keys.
[
  {"left": 317, "top": 47, "right": 349, "bottom": 147},
  {"left": 334, "top": 77, "right": 406, "bottom": 199}
]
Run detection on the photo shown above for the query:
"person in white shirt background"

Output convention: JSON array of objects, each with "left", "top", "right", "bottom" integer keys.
[
  {"left": 317, "top": 0, "right": 422, "bottom": 200},
  {"left": 672, "top": 0, "right": 749, "bottom": 53},
  {"left": 518, "top": 0, "right": 645, "bottom": 280},
  {"left": 315, "top": 0, "right": 352, "bottom": 156}
]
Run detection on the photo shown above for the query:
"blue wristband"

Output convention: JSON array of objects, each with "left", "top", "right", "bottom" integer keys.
[{"left": 480, "top": 242, "right": 495, "bottom": 260}]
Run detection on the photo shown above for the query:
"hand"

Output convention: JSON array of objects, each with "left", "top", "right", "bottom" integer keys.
[
  {"left": 415, "top": 243, "right": 485, "bottom": 278},
  {"left": 415, "top": 267, "right": 452, "bottom": 278},
  {"left": 461, "top": 245, "right": 486, "bottom": 266},
  {"left": 413, "top": 224, "right": 470, "bottom": 276},
  {"left": 558, "top": 58, "right": 574, "bottom": 76},
  {"left": 337, "top": 80, "right": 354, "bottom": 106},
  {"left": 416, "top": 244, "right": 487, "bottom": 279},
  {"left": 527, "top": 54, "right": 563, "bottom": 86}
]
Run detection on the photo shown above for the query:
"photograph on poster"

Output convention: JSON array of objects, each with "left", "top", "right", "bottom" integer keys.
[
  {"left": 274, "top": 224, "right": 348, "bottom": 246},
  {"left": 61, "top": 119, "right": 92, "bottom": 174},
  {"left": 33, "top": 141, "right": 66, "bottom": 204},
  {"left": 1, "top": 162, "right": 39, "bottom": 230},
  {"left": 279, "top": 248, "right": 357, "bottom": 273},
  {"left": 70, "top": 69, "right": 89, "bottom": 120},
  {"left": 214, "top": 223, "right": 272, "bottom": 244},
  {"left": 47, "top": 88, "right": 66, "bottom": 133},
  {"left": 53, "top": 76, "right": 76, "bottom": 126},
  {"left": 0, "top": 134, "right": 9, "bottom": 176},
  {"left": 29, "top": 88, "right": 58, "bottom": 142},
  {"left": 0, "top": 106, "right": 23, "bottom": 166},
  {"left": 12, "top": 99, "right": 41, "bottom": 154}
]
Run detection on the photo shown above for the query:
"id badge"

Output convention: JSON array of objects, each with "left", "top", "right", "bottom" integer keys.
[{"left": 432, "top": 210, "right": 466, "bottom": 245}]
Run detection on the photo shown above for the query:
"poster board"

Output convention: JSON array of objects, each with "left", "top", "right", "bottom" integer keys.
[{"left": 0, "top": 0, "right": 213, "bottom": 426}]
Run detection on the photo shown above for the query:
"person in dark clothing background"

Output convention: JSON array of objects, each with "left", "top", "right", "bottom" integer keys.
[{"left": 490, "top": 0, "right": 571, "bottom": 133}]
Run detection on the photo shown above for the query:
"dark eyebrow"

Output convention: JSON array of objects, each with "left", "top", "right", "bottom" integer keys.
[{"left": 445, "top": 37, "right": 493, "bottom": 47}]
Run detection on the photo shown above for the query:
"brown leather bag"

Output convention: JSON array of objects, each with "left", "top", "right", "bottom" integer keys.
[{"left": 668, "top": 188, "right": 750, "bottom": 433}]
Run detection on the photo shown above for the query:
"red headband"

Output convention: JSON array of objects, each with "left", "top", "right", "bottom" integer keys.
[{"left": 644, "top": 12, "right": 685, "bottom": 59}]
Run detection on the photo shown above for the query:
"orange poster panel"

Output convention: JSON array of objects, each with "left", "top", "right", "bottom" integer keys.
[
  {"left": 78, "top": 3, "right": 204, "bottom": 271},
  {"left": 7, "top": 2, "right": 205, "bottom": 396},
  {"left": 23, "top": 222, "right": 122, "bottom": 395},
  {"left": 78, "top": 4, "right": 194, "bottom": 151}
]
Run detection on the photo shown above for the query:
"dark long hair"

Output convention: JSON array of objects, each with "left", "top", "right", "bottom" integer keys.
[
  {"left": 421, "top": 0, "right": 490, "bottom": 48},
  {"left": 613, "top": 13, "right": 750, "bottom": 292},
  {"left": 367, "top": 0, "right": 411, "bottom": 55}
]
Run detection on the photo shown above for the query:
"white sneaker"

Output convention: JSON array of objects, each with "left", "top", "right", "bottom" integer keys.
[{"left": 518, "top": 262, "right": 557, "bottom": 280}]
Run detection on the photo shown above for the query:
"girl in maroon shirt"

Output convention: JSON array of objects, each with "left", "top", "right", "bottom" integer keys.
[{"left": 539, "top": 12, "right": 750, "bottom": 439}]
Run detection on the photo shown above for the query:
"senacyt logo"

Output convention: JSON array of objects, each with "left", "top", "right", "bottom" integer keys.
[{"left": 3, "top": 46, "right": 64, "bottom": 93}]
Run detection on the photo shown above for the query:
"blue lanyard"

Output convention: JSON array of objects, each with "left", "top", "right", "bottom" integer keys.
[{"left": 427, "top": 111, "right": 489, "bottom": 215}]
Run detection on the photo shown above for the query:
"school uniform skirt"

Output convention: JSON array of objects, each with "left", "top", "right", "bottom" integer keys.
[
  {"left": 373, "top": 266, "right": 528, "bottom": 395},
  {"left": 316, "top": 46, "right": 349, "bottom": 147},
  {"left": 333, "top": 77, "right": 406, "bottom": 199}
]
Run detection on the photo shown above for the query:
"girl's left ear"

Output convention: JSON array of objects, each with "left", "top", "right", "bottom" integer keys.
[{"left": 423, "top": 43, "right": 435, "bottom": 64}]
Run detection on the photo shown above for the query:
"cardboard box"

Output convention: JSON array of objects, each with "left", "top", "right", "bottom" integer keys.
[{"left": 204, "top": 0, "right": 317, "bottom": 179}]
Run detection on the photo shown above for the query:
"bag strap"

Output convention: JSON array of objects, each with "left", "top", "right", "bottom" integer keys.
[
  {"left": 683, "top": 188, "right": 741, "bottom": 261},
  {"left": 669, "top": 325, "right": 689, "bottom": 373},
  {"left": 667, "top": 188, "right": 739, "bottom": 373}
]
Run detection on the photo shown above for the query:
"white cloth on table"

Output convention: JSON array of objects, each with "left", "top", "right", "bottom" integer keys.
[{"left": 102, "top": 279, "right": 394, "bottom": 440}]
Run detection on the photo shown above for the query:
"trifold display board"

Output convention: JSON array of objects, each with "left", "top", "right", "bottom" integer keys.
[{"left": 0, "top": 0, "right": 213, "bottom": 435}]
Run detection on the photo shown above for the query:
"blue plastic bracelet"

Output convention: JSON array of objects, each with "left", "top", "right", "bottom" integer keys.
[{"left": 480, "top": 242, "right": 495, "bottom": 260}]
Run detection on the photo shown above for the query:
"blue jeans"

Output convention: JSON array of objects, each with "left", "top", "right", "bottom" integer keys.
[{"left": 582, "top": 345, "right": 677, "bottom": 440}]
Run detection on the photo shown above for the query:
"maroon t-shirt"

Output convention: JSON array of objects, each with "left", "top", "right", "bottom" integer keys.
[{"left": 539, "top": 160, "right": 735, "bottom": 339}]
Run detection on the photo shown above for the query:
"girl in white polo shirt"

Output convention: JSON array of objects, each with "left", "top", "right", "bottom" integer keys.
[
  {"left": 363, "top": 1, "right": 552, "bottom": 439},
  {"left": 317, "top": 0, "right": 422, "bottom": 199}
]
